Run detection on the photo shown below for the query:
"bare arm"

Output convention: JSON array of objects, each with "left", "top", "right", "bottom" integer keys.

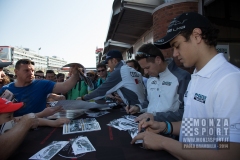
[
  {"left": 138, "top": 119, "right": 182, "bottom": 136},
  {"left": 52, "top": 66, "right": 81, "bottom": 94},
  {"left": 52, "top": 73, "right": 79, "bottom": 94},
  {"left": 38, "top": 118, "right": 70, "bottom": 127},
  {"left": 0, "top": 114, "right": 38, "bottom": 160},
  {"left": 132, "top": 131, "right": 240, "bottom": 160},
  {"left": 171, "top": 121, "right": 181, "bottom": 135},
  {"left": 35, "top": 106, "right": 63, "bottom": 118},
  {"left": 163, "top": 139, "right": 240, "bottom": 160}
]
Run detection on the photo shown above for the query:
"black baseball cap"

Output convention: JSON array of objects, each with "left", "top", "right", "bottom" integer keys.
[
  {"left": 104, "top": 50, "right": 123, "bottom": 64},
  {"left": 154, "top": 12, "right": 212, "bottom": 49}
]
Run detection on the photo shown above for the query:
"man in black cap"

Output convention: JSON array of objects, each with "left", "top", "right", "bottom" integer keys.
[
  {"left": 132, "top": 12, "right": 240, "bottom": 159},
  {"left": 78, "top": 50, "right": 145, "bottom": 107}
]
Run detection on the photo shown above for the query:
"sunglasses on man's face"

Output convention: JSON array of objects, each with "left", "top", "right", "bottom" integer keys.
[
  {"left": 97, "top": 69, "right": 105, "bottom": 73},
  {"left": 35, "top": 75, "right": 45, "bottom": 79},
  {"left": 87, "top": 74, "right": 94, "bottom": 77}
]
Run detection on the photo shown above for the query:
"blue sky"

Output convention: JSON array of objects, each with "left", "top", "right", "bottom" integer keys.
[{"left": 0, "top": 0, "right": 114, "bottom": 68}]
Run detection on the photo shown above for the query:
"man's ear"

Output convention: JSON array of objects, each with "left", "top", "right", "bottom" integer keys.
[
  {"left": 155, "top": 56, "right": 162, "bottom": 65},
  {"left": 14, "top": 69, "right": 17, "bottom": 75},
  {"left": 192, "top": 28, "right": 202, "bottom": 43},
  {"left": 113, "top": 58, "right": 118, "bottom": 64}
]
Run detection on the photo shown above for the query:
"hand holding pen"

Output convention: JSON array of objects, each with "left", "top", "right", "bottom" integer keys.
[
  {"left": 125, "top": 100, "right": 140, "bottom": 114},
  {"left": 127, "top": 100, "right": 131, "bottom": 115}
]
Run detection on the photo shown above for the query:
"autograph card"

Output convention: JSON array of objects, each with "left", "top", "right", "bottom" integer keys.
[
  {"left": 29, "top": 141, "right": 68, "bottom": 160},
  {"left": 0, "top": 120, "right": 15, "bottom": 134},
  {"left": 72, "top": 136, "right": 96, "bottom": 155}
]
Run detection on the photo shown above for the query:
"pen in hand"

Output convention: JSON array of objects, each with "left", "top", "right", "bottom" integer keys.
[
  {"left": 138, "top": 117, "right": 150, "bottom": 133},
  {"left": 127, "top": 100, "right": 131, "bottom": 114}
]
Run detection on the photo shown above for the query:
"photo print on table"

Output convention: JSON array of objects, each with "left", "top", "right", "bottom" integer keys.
[
  {"left": 128, "top": 128, "right": 143, "bottom": 144},
  {"left": 58, "top": 136, "right": 86, "bottom": 158},
  {"left": 107, "top": 118, "right": 138, "bottom": 131},
  {"left": 72, "top": 136, "right": 96, "bottom": 155},
  {"left": 63, "top": 118, "right": 101, "bottom": 135},
  {"left": 122, "top": 115, "right": 137, "bottom": 122},
  {"left": 29, "top": 141, "right": 68, "bottom": 160}
]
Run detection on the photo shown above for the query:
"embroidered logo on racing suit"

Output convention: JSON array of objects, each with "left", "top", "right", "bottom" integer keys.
[
  {"left": 194, "top": 93, "right": 207, "bottom": 104},
  {"left": 151, "top": 80, "right": 157, "bottom": 84},
  {"left": 162, "top": 81, "right": 172, "bottom": 86},
  {"left": 130, "top": 72, "right": 139, "bottom": 77}
]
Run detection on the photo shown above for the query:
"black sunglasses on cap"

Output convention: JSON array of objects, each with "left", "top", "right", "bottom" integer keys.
[
  {"left": 135, "top": 52, "right": 157, "bottom": 61},
  {"left": 136, "top": 52, "right": 156, "bottom": 58}
]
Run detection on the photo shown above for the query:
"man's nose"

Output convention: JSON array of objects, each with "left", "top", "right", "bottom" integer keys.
[{"left": 172, "top": 48, "right": 179, "bottom": 57}]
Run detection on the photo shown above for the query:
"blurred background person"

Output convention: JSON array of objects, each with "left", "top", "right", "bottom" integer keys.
[
  {"left": 96, "top": 63, "right": 108, "bottom": 88},
  {"left": 86, "top": 70, "right": 98, "bottom": 90},
  {"left": 34, "top": 70, "right": 45, "bottom": 80},
  {"left": 45, "top": 70, "right": 56, "bottom": 81},
  {"left": 67, "top": 64, "right": 88, "bottom": 100},
  {"left": 56, "top": 73, "right": 65, "bottom": 82},
  {"left": 0, "top": 67, "right": 10, "bottom": 89}
]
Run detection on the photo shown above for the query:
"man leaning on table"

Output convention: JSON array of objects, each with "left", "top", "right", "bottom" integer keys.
[
  {"left": 0, "top": 97, "right": 70, "bottom": 160},
  {"left": 132, "top": 12, "right": 240, "bottom": 159},
  {"left": 77, "top": 50, "right": 146, "bottom": 107}
]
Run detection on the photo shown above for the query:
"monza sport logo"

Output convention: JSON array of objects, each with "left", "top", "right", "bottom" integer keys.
[{"left": 181, "top": 118, "right": 230, "bottom": 149}]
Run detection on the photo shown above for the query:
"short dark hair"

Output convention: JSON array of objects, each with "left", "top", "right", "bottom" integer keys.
[
  {"left": 126, "top": 59, "right": 141, "bottom": 72},
  {"left": 97, "top": 63, "right": 107, "bottom": 69},
  {"left": 46, "top": 70, "right": 55, "bottom": 75},
  {"left": 180, "top": 27, "right": 219, "bottom": 47},
  {"left": 57, "top": 73, "right": 65, "bottom": 78},
  {"left": 15, "top": 59, "right": 35, "bottom": 69},
  {"left": 135, "top": 43, "right": 165, "bottom": 63},
  {"left": 35, "top": 70, "right": 44, "bottom": 74}
]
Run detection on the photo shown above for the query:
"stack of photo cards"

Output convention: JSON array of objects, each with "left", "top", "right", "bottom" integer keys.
[
  {"left": 85, "top": 110, "right": 110, "bottom": 117},
  {"left": 29, "top": 141, "right": 68, "bottom": 160},
  {"left": 47, "top": 109, "right": 86, "bottom": 120},
  {"left": 63, "top": 118, "right": 101, "bottom": 135},
  {"left": 58, "top": 136, "right": 96, "bottom": 157}
]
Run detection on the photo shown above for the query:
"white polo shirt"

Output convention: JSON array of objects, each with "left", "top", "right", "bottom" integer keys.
[{"left": 180, "top": 53, "right": 240, "bottom": 143}]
